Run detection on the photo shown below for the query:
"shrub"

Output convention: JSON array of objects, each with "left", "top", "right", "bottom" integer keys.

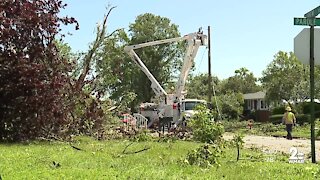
[
  {"left": 294, "top": 103, "right": 304, "bottom": 114},
  {"left": 269, "top": 114, "right": 283, "bottom": 124},
  {"left": 269, "top": 114, "right": 310, "bottom": 125},
  {"left": 296, "top": 114, "right": 310, "bottom": 125},
  {"left": 184, "top": 144, "right": 223, "bottom": 168},
  {"left": 272, "top": 106, "right": 285, "bottom": 115},
  {"left": 189, "top": 105, "right": 224, "bottom": 143},
  {"left": 301, "top": 102, "right": 320, "bottom": 118},
  {"left": 231, "top": 133, "right": 244, "bottom": 161},
  {"left": 242, "top": 110, "right": 256, "bottom": 121},
  {"left": 259, "top": 123, "right": 282, "bottom": 133},
  {"left": 221, "top": 120, "right": 247, "bottom": 132},
  {"left": 130, "top": 130, "right": 153, "bottom": 142},
  {"left": 212, "top": 92, "right": 244, "bottom": 120}
]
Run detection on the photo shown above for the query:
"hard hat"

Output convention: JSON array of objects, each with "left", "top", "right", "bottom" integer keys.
[{"left": 286, "top": 106, "right": 292, "bottom": 111}]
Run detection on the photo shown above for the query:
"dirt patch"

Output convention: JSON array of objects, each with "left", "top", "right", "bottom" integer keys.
[{"left": 224, "top": 133, "right": 320, "bottom": 159}]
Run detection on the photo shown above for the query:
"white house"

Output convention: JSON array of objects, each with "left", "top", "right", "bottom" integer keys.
[
  {"left": 243, "top": 91, "right": 271, "bottom": 122},
  {"left": 243, "top": 91, "right": 269, "bottom": 111}
]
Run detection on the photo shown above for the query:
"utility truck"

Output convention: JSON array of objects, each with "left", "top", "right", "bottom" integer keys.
[{"left": 124, "top": 28, "right": 207, "bottom": 128}]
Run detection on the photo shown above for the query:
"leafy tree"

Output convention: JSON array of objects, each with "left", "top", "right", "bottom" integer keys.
[
  {"left": 0, "top": 0, "right": 78, "bottom": 141},
  {"left": 129, "top": 13, "right": 184, "bottom": 103},
  {"left": 220, "top": 67, "right": 261, "bottom": 94},
  {"left": 213, "top": 92, "right": 244, "bottom": 120},
  {"left": 55, "top": 40, "right": 82, "bottom": 79},
  {"left": 186, "top": 73, "right": 220, "bottom": 100},
  {"left": 186, "top": 73, "right": 244, "bottom": 120},
  {"left": 95, "top": 29, "right": 135, "bottom": 106},
  {"left": 96, "top": 13, "right": 184, "bottom": 110},
  {"left": 290, "top": 66, "right": 320, "bottom": 102},
  {"left": 55, "top": 40, "right": 74, "bottom": 60},
  {"left": 260, "top": 51, "right": 320, "bottom": 103}
]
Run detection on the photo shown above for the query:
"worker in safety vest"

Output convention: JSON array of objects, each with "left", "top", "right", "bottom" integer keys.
[{"left": 282, "top": 106, "right": 296, "bottom": 140}]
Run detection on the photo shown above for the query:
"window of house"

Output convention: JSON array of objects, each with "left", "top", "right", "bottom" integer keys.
[{"left": 261, "top": 100, "right": 267, "bottom": 109}]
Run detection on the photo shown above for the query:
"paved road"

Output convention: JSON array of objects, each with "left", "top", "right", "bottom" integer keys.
[{"left": 223, "top": 133, "right": 320, "bottom": 160}]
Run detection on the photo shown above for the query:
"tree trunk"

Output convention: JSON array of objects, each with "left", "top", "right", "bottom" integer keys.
[{"left": 237, "top": 145, "right": 240, "bottom": 161}]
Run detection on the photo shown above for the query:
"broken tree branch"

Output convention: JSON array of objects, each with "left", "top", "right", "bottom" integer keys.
[
  {"left": 75, "top": 6, "right": 119, "bottom": 92},
  {"left": 122, "top": 142, "right": 134, "bottom": 154},
  {"left": 122, "top": 142, "right": 151, "bottom": 154}
]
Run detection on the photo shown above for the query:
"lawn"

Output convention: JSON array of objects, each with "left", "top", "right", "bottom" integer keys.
[
  {"left": 222, "top": 120, "right": 320, "bottom": 140},
  {"left": 0, "top": 136, "right": 320, "bottom": 179}
]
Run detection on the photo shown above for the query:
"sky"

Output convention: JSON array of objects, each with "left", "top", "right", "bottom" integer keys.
[{"left": 60, "top": 0, "right": 320, "bottom": 80}]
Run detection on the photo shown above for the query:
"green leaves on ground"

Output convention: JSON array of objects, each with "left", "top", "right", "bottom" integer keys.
[{"left": 184, "top": 144, "right": 223, "bottom": 168}]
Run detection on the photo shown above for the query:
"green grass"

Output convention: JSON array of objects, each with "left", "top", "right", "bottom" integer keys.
[
  {"left": 270, "top": 125, "right": 312, "bottom": 139},
  {"left": 222, "top": 120, "right": 320, "bottom": 139},
  {"left": 0, "top": 136, "right": 320, "bottom": 179}
]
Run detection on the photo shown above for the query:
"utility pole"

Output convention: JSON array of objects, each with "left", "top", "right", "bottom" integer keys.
[
  {"left": 294, "top": 5, "right": 320, "bottom": 163},
  {"left": 303, "top": 5, "right": 320, "bottom": 163},
  {"left": 208, "top": 26, "right": 212, "bottom": 109},
  {"left": 310, "top": 24, "right": 316, "bottom": 163}
]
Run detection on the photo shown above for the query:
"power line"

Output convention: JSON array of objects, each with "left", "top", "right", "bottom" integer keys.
[{"left": 196, "top": 47, "right": 207, "bottom": 74}]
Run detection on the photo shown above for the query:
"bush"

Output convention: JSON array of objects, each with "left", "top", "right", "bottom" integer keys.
[
  {"left": 184, "top": 144, "right": 223, "bottom": 168},
  {"left": 296, "top": 114, "right": 310, "bottom": 125},
  {"left": 212, "top": 92, "right": 244, "bottom": 120},
  {"left": 259, "top": 123, "right": 282, "bottom": 133},
  {"left": 243, "top": 110, "right": 256, "bottom": 120},
  {"left": 221, "top": 120, "right": 247, "bottom": 132},
  {"left": 269, "top": 114, "right": 283, "bottom": 124},
  {"left": 301, "top": 102, "right": 320, "bottom": 118},
  {"left": 269, "top": 114, "right": 310, "bottom": 125},
  {"left": 272, "top": 106, "right": 285, "bottom": 115},
  {"left": 189, "top": 105, "right": 224, "bottom": 143},
  {"left": 130, "top": 130, "right": 153, "bottom": 142}
]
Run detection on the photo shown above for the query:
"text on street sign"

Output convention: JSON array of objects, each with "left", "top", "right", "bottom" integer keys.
[{"left": 294, "top": 17, "right": 320, "bottom": 26}]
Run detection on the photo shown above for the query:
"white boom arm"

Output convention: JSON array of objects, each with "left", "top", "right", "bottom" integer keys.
[
  {"left": 124, "top": 35, "right": 191, "bottom": 98},
  {"left": 174, "top": 31, "right": 207, "bottom": 101},
  {"left": 124, "top": 29, "right": 207, "bottom": 102}
]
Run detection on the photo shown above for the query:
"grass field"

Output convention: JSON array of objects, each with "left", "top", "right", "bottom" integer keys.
[
  {"left": 222, "top": 120, "right": 320, "bottom": 140},
  {"left": 1, "top": 136, "right": 320, "bottom": 179}
]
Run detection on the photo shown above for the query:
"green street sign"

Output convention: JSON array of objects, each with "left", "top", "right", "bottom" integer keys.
[
  {"left": 294, "top": 17, "right": 320, "bottom": 26},
  {"left": 305, "top": 5, "right": 320, "bottom": 18}
]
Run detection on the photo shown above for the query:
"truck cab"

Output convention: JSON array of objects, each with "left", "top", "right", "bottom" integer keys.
[{"left": 179, "top": 99, "right": 207, "bottom": 121}]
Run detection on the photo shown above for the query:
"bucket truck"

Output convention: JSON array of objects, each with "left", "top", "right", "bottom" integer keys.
[{"left": 124, "top": 28, "right": 207, "bottom": 127}]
